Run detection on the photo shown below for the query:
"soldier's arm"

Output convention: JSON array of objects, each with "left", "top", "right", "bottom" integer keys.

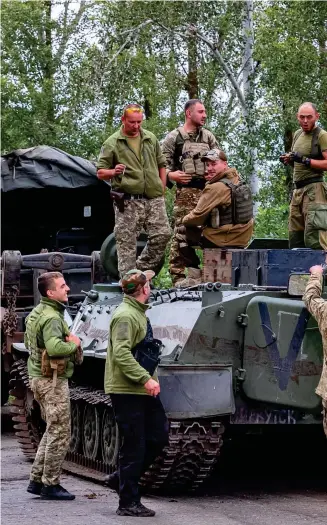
[
  {"left": 309, "top": 149, "right": 327, "bottom": 171},
  {"left": 155, "top": 139, "right": 167, "bottom": 189},
  {"left": 161, "top": 133, "right": 177, "bottom": 176},
  {"left": 42, "top": 318, "right": 78, "bottom": 357},
  {"left": 97, "top": 140, "right": 117, "bottom": 180},
  {"left": 303, "top": 273, "right": 327, "bottom": 324},
  {"left": 24, "top": 332, "right": 30, "bottom": 349},
  {"left": 155, "top": 138, "right": 167, "bottom": 169},
  {"left": 110, "top": 317, "right": 151, "bottom": 384},
  {"left": 183, "top": 183, "right": 229, "bottom": 226}
]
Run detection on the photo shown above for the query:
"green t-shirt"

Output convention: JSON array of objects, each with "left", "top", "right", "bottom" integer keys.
[
  {"left": 126, "top": 135, "right": 141, "bottom": 160},
  {"left": 292, "top": 127, "right": 327, "bottom": 182}
]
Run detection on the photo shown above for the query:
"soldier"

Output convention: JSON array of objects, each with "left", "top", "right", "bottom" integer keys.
[
  {"left": 104, "top": 269, "right": 168, "bottom": 517},
  {"left": 161, "top": 99, "right": 219, "bottom": 286},
  {"left": 280, "top": 102, "right": 327, "bottom": 249},
  {"left": 97, "top": 103, "right": 171, "bottom": 277},
  {"left": 302, "top": 265, "right": 327, "bottom": 438},
  {"left": 175, "top": 149, "right": 254, "bottom": 286},
  {"left": 25, "top": 272, "right": 82, "bottom": 500}
]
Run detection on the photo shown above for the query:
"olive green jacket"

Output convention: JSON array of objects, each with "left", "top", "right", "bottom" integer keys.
[
  {"left": 97, "top": 127, "right": 166, "bottom": 198},
  {"left": 104, "top": 296, "right": 154, "bottom": 395},
  {"left": 25, "top": 297, "right": 78, "bottom": 379}
]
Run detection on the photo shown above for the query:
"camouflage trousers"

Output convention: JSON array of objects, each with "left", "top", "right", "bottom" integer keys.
[
  {"left": 29, "top": 377, "right": 71, "bottom": 486},
  {"left": 114, "top": 196, "right": 171, "bottom": 277},
  {"left": 289, "top": 182, "right": 327, "bottom": 249},
  {"left": 323, "top": 399, "right": 327, "bottom": 438},
  {"left": 169, "top": 187, "right": 203, "bottom": 283}
]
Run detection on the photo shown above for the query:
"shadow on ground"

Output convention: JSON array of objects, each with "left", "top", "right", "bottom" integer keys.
[{"left": 200, "top": 426, "right": 327, "bottom": 497}]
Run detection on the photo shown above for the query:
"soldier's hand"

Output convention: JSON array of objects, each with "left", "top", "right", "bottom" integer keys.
[
  {"left": 66, "top": 334, "right": 81, "bottom": 347},
  {"left": 279, "top": 153, "right": 292, "bottom": 165},
  {"left": 114, "top": 164, "right": 126, "bottom": 175},
  {"left": 144, "top": 378, "right": 160, "bottom": 397},
  {"left": 289, "top": 152, "right": 311, "bottom": 166},
  {"left": 168, "top": 170, "right": 192, "bottom": 184},
  {"left": 309, "top": 265, "right": 324, "bottom": 275}
]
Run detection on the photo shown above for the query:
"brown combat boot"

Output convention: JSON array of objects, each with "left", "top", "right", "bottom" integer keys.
[{"left": 175, "top": 268, "right": 202, "bottom": 288}]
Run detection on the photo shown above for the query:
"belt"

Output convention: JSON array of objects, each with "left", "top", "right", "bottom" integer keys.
[
  {"left": 123, "top": 193, "right": 148, "bottom": 200},
  {"left": 294, "top": 176, "right": 324, "bottom": 189}
]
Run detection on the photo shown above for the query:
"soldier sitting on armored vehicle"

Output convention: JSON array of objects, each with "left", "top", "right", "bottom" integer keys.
[
  {"left": 303, "top": 264, "right": 327, "bottom": 438},
  {"left": 175, "top": 149, "right": 254, "bottom": 287}
]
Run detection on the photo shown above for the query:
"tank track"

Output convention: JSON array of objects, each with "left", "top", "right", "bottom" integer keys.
[{"left": 9, "top": 359, "right": 224, "bottom": 492}]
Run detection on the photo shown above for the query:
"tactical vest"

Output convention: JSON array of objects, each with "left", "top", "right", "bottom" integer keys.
[
  {"left": 292, "top": 126, "right": 324, "bottom": 172},
  {"left": 173, "top": 127, "right": 212, "bottom": 178},
  {"left": 25, "top": 304, "right": 70, "bottom": 365},
  {"left": 210, "top": 178, "right": 253, "bottom": 228}
]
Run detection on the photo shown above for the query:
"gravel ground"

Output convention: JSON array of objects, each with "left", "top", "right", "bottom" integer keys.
[{"left": 1, "top": 432, "right": 327, "bottom": 525}]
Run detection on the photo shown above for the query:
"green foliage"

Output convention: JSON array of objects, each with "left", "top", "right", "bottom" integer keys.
[
  {"left": 254, "top": 205, "right": 289, "bottom": 239},
  {"left": 2, "top": 0, "right": 327, "bottom": 245}
]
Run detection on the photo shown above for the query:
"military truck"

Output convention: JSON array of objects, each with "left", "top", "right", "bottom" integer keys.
[
  {"left": 5, "top": 245, "right": 326, "bottom": 492},
  {"left": 1, "top": 145, "right": 114, "bottom": 255},
  {"left": 1, "top": 146, "right": 115, "bottom": 402}
]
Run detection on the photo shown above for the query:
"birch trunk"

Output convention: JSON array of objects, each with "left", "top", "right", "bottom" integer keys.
[{"left": 242, "top": 0, "right": 259, "bottom": 203}]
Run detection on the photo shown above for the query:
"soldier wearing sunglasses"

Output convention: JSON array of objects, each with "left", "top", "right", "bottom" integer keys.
[{"left": 97, "top": 104, "right": 171, "bottom": 277}]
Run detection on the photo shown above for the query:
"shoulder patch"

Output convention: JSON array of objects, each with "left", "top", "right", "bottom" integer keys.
[{"left": 116, "top": 321, "right": 130, "bottom": 340}]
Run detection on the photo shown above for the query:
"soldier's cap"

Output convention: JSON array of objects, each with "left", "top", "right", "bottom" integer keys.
[
  {"left": 120, "top": 269, "right": 155, "bottom": 294},
  {"left": 201, "top": 149, "right": 227, "bottom": 162}
]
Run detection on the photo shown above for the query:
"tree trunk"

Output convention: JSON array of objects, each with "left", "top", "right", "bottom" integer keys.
[
  {"left": 43, "top": 0, "right": 56, "bottom": 141},
  {"left": 242, "top": 0, "right": 258, "bottom": 201},
  {"left": 186, "top": 34, "right": 198, "bottom": 99},
  {"left": 143, "top": 94, "right": 153, "bottom": 120},
  {"left": 283, "top": 112, "right": 294, "bottom": 198}
]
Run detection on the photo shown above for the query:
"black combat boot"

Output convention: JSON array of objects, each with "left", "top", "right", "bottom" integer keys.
[
  {"left": 40, "top": 484, "right": 75, "bottom": 500},
  {"left": 116, "top": 502, "right": 155, "bottom": 517},
  {"left": 104, "top": 472, "right": 119, "bottom": 493},
  {"left": 27, "top": 480, "right": 43, "bottom": 495}
]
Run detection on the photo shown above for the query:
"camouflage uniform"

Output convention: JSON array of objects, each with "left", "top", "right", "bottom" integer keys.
[
  {"left": 114, "top": 197, "right": 171, "bottom": 278},
  {"left": 30, "top": 378, "right": 71, "bottom": 485},
  {"left": 302, "top": 273, "right": 327, "bottom": 437},
  {"left": 162, "top": 127, "right": 219, "bottom": 284},
  {"left": 289, "top": 182, "right": 327, "bottom": 250},
  {"left": 97, "top": 127, "right": 170, "bottom": 278},
  {"left": 25, "top": 297, "right": 81, "bottom": 486},
  {"left": 289, "top": 127, "right": 327, "bottom": 250}
]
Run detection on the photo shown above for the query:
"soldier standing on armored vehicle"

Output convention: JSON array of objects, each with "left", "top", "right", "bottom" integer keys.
[
  {"left": 97, "top": 103, "right": 171, "bottom": 277},
  {"left": 162, "top": 99, "right": 219, "bottom": 287},
  {"left": 25, "top": 272, "right": 82, "bottom": 500},
  {"left": 175, "top": 149, "right": 254, "bottom": 284},
  {"left": 280, "top": 102, "right": 327, "bottom": 250},
  {"left": 303, "top": 265, "right": 327, "bottom": 438},
  {"left": 104, "top": 269, "right": 168, "bottom": 517}
]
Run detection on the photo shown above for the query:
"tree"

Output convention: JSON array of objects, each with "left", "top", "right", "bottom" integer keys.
[
  {"left": 1, "top": 0, "right": 99, "bottom": 155},
  {"left": 253, "top": 0, "right": 327, "bottom": 237}
]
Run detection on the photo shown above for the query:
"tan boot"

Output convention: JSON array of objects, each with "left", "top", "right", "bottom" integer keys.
[{"left": 175, "top": 268, "right": 202, "bottom": 288}]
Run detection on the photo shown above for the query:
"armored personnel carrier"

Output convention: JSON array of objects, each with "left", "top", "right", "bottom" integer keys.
[{"left": 5, "top": 245, "right": 327, "bottom": 492}]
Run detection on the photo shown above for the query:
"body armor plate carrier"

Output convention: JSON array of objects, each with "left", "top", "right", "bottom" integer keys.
[
  {"left": 211, "top": 178, "right": 253, "bottom": 228},
  {"left": 178, "top": 127, "right": 211, "bottom": 178}
]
